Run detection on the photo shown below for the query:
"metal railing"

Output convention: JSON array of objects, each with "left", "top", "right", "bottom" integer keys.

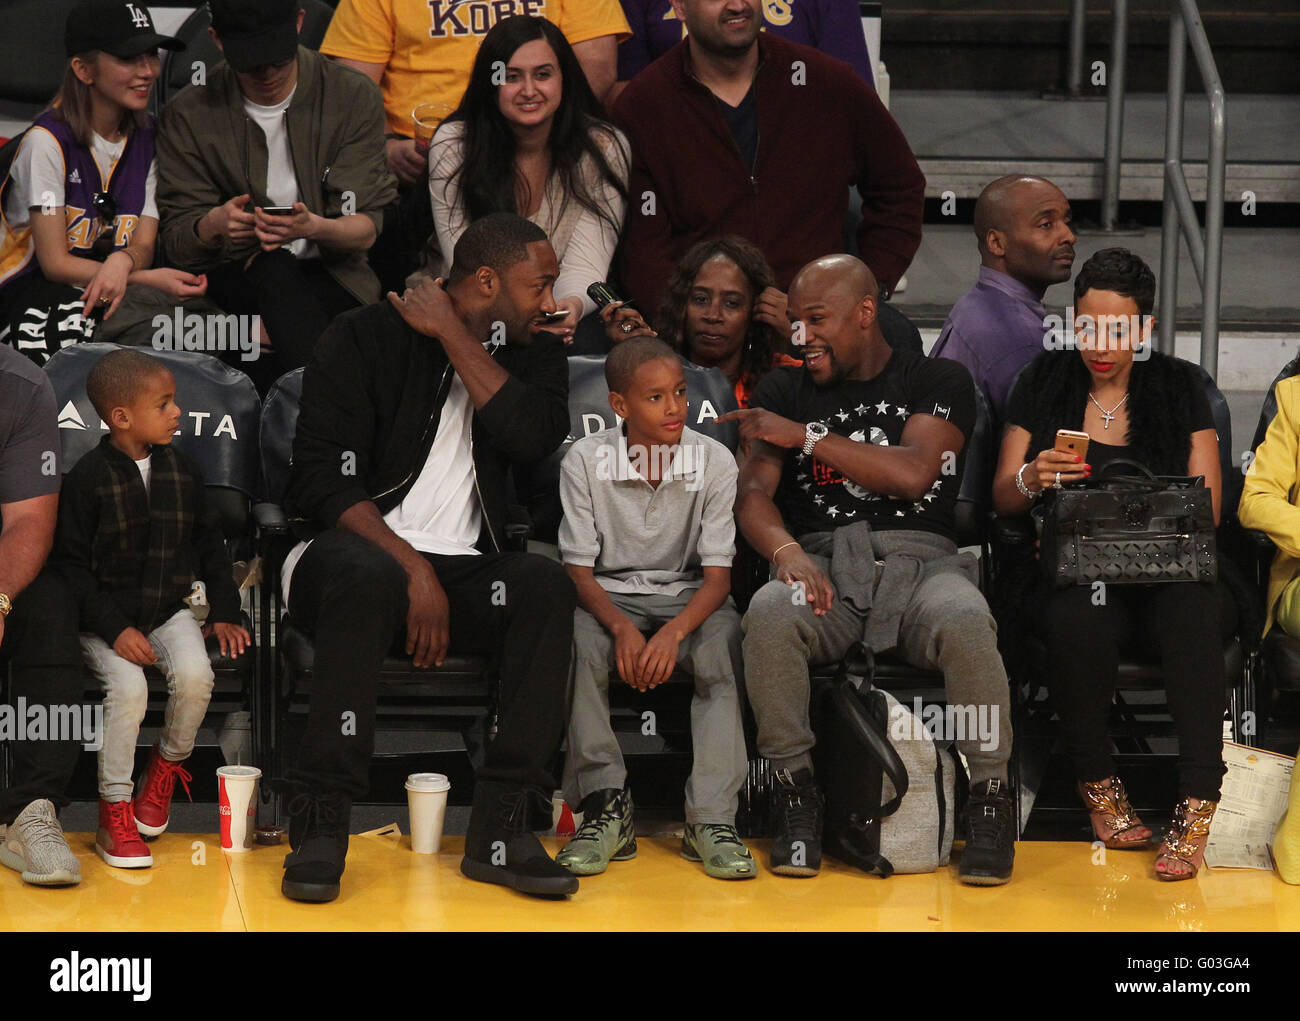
[
  {"left": 1070, "top": 0, "right": 1226, "bottom": 374},
  {"left": 1157, "top": 0, "right": 1227, "bottom": 377}
]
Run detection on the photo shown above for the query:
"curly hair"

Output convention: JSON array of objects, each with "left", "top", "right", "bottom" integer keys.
[
  {"left": 444, "top": 16, "right": 627, "bottom": 236},
  {"left": 1013, "top": 348, "right": 1203, "bottom": 476},
  {"left": 654, "top": 236, "right": 784, "bottom": 392},
  {"left": 1074, "top": 247, "right": 1156, "bottom": 316}
]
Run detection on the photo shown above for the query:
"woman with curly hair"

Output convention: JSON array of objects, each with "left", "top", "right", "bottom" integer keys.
[
  {"left": 604, "top": 236, "right": 799, "bottom": 408},
  {"left": 991, "top": 247, "right": 1229, "bottom": 881},
  {"left": 428, "top": 15, "right": 629, "bottom": 344}
]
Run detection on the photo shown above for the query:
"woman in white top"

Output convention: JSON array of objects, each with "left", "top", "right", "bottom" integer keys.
[
  {"left": 0, "top": 1, "right": 207, "bottom": 364},
  {"left": 428, "top": 15, "right": 629, "bottom": 344}
]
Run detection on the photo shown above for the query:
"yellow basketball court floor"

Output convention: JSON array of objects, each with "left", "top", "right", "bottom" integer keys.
[{"left": 1, "top": 831, "right": 1295, "bottom": 931}]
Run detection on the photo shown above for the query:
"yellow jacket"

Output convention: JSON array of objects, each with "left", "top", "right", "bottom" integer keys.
[{"left": 1239, "top": 376, "right": 1300, "bottom": 635}]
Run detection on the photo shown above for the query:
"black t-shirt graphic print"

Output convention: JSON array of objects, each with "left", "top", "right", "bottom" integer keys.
[{"left": 749, "top": 349, "right": 976, "bottom": 542}]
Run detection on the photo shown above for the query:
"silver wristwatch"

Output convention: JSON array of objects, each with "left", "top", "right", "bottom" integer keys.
[{"left": 803, "top": 421, "right": 830, "bottom": 456}]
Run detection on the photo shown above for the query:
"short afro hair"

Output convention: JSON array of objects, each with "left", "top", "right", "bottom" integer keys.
[
  {"left": 86, "top": 349, "right": 171, "bottom": 423},
  {"left": 1073, "top": 247, "right": 1156, "bottom": 317},
  {"left": 604, "top": 337, "right": 680, "bottom": 395},
  {"left": 449, "top": 212, "right": 549, "bottom": 284}
]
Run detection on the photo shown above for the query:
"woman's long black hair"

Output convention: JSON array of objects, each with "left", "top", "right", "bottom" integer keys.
[{"left": 443, "top": 16, "right": 628, "bottom": 233}]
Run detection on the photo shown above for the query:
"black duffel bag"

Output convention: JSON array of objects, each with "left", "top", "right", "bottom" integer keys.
[{"left": 1039, "top": 457, "right": 1217, "bottom": 587}]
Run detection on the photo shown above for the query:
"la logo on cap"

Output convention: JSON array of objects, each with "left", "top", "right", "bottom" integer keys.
[{"left": 124, "top": 2, "right": 151, "bottom": 28}]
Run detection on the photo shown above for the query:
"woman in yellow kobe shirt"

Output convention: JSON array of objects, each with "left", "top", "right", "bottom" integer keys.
[{"left": 1237, "top": 375, "right": 1300, "bottom": 884}]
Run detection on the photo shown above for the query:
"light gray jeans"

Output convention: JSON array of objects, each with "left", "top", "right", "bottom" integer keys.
[
  {"left": 80, "top": 608, "right": 214, "bottom": 801},
  {"left": 562, "top": 590, "right": 749, "bottom": 825},
  {"left": 741, "top": 533, "right": 1013, "bottom": 784}
]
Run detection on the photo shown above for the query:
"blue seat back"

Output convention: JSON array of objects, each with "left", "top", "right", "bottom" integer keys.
[{"left": 44, "top": 342, "right": 260, "bottom": 535}]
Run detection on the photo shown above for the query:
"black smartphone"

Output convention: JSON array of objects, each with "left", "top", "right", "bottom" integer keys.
[
  {"left": 587, "top": 281, "right": 635, "bottom": 311},
  {"left": 260, "top": 205, "right": 296, "bottom": 215}
]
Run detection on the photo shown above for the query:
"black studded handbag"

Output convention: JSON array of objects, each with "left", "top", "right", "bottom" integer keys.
[{"left": 1038, "top": 458, "right": 1217, "bottom": 586}]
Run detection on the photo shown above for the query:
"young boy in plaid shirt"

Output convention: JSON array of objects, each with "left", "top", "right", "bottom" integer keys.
[{"left": 54, "top": 349, "right": 248, "bottom": 868}]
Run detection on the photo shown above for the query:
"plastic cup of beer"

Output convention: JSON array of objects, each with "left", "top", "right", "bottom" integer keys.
[
  {"left": 412, "top": 103, "right": 454, "bottom": 157},
  {"left": 217, "top": 765, "right": 261, "bottom": 852},
  {"left": 405, "top": 773, "right": 451, "bottom": 854}
]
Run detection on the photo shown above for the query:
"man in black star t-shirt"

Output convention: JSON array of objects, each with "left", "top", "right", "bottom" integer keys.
[{"left": 720, "top": 255, "right": 1015, "bottom": 886}]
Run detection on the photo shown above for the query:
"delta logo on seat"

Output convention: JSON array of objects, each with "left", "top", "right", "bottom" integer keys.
[{"left": 58, "top": 400, "right": 240, "bottom": 440}]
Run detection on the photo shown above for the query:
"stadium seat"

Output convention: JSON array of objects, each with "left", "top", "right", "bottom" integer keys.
[
  {"left": 734, "top": 384, "right": 1003, "bottom": 836},
  {"left": 0, "top": 1, "right": 79, "bottom": 105},
  {"left": 255, "top": 368, "right": 507, "bottom": 807},
  {"left": 995, "top": 363, "right": 1260, "bottom": 835},
  {"left": 9, "top": 343, "right": 262, "bottom": 800},
  {"left": 1241, "top": 355, "right": 1300, "bottom": 743}
]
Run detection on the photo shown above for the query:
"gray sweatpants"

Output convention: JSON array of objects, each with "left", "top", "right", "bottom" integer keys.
[
  {"left": 741, "top": 537, "right": 1012, "bottom": 784},
  {"left": 562, "top": 590, "right": 749, "bottom": 824}
]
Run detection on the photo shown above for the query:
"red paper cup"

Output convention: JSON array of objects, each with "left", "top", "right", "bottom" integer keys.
[{"left": 217, "top": 765, "right": 261, "bottom": 852}]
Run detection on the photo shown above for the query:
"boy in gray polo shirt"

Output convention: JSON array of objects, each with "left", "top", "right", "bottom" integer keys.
[{"left": 556, "top": 339, "right": 753, "bottom": 880}]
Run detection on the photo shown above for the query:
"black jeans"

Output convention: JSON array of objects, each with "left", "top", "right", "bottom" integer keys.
[
  {"left": 1037, "top": 580, "right": 1234, "bottom": 801},
  {"left": 0, "top": 568, "right": 85, "bottom": 823},
  {"left": 205, "top": 250, "right": 359, "bottom": 394},
  {"left": 285, "top": 528, "right": 576, "bottom": 797}
]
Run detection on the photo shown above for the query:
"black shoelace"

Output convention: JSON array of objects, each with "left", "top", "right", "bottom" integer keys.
[
  {"left": 570, "top": 797, "right": 623, "bottom": 844},
  {"left": 696, "top": 823, "right": 743, "bottom": 848},
  {"left": 497, "top": 787, "right": 550, "bottom": 837},
  {"left": 285, "top": 791, "right": 345, "bottom": 844},
  {"left": 777, "top": 786, "right": 821, "bottom": 834},
  {"left": 968, "top": 802, "right": 1010, "bottom": 848}
]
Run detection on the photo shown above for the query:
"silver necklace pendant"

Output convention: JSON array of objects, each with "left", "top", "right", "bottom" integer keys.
[{"left": 1089, "top": 391, "right": 1129, "bottom": 430}]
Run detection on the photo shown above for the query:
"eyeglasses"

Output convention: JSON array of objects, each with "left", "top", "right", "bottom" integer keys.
[{"left": 90, "top": 191, "right": 118, "bottom": 260}]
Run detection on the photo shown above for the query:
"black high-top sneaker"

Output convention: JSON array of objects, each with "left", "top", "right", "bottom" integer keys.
[
  {"left": 281, "top": 786, "right": 351, "bottom": 903},
  {"left": 460, "top": 780, "right": 579, "bottom": 897},
  {"left": 769, "top": 767, "right": 823, "bottom": 877},
  {"left": 960, "top": 778, "right": 1015, "bottom": 886}
]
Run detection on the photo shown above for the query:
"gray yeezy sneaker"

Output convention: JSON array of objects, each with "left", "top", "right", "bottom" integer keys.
[
  {"left": 0, "top": 799, "right": 82, "bottom": 886},
  {"left": 556, "top": 788, "right": 636, "bottom": 875}
]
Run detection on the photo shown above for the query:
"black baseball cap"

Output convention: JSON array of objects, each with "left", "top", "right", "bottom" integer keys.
[
  {"left": 209, "top": 0, "right": 301, "bottom": 73},
  {"left": 66, "top": 0, "right": 184, "bottom": 59}
]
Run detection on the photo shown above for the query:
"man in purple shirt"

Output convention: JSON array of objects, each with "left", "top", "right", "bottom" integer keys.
[
  {"left": 615, "top": 0, "right": 873, "bottom": 95},
  {"left": 931, "top": 176, "right": 1076, "bottom": 423}
]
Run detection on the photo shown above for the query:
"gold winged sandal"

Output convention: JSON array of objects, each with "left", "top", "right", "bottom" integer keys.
[
  {"left": 1078, "top": 776, "right": 1153, "bottom": 849},
  {"left": 1155, "top": 797, "right": 1217, "bottom": 881}
]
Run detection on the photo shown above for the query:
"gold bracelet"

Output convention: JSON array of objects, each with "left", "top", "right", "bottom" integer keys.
[{"left": 771, "top": 540, "right": 800, "bottom": 563}]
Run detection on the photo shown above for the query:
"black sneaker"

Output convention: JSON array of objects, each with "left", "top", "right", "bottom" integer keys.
[
  {"left": 281, "top": 786, "right": 351, "bottom": 903},
  {"left": 960, "top": 778, "right": 1015, "bottom": 886},
  {"left": 769, "top": 767, "right": 823, "bottom": 877},
  {"left": 460, "top": 781, "right": 579, "bottom": 897}
]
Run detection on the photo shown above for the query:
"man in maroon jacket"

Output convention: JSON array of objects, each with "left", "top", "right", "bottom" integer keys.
[{"left": 613, "top": 0, "right": 924, "bottom": 325}]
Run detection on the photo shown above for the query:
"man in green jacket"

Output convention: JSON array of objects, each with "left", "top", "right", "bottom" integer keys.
[{"left": 156, "top": 0, "right": 396, "bottom": 392}]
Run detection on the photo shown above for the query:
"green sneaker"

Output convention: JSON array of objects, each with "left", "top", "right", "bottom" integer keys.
[
  {"left": 556, "top": 788, "right": 636, "bottom": 876},
  {"left": 681, "top": 823, "right": 756, "bottom": 880}
]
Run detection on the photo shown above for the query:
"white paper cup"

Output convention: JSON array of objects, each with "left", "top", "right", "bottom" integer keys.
[
  {"left": 217, "top": 765, "right": 261, "bottom": 852},
  {"left": 405, "top": 773, "right": 450, "bottom": 854}
]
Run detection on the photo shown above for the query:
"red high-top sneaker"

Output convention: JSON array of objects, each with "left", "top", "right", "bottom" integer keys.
[
  {"left": 133, "top": 745, "right": 193, "bottom": 838},
  {"left": 95, "top": 799, "right": 153, "bottom": 868}
]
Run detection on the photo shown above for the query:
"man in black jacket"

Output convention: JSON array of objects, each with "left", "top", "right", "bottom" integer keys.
[{"left": 280, "top": 213, "right": 578, "bottom": 901}]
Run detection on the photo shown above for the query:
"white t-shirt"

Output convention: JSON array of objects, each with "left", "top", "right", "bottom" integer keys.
[
  {"left": 2, "top": 126, "right": 158, "bottom": 234},
  {"left": 280, "top": 370, "right": 483, "bottom": 605},
  {"left": 242, "top": 87, "right": 316, "bottom": 260},
  {"left": 134, "top": 454, "right": 152, "bottom": 498},
  {"left": 381, "top": 373, "right": 481, "bottom": 558}
]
